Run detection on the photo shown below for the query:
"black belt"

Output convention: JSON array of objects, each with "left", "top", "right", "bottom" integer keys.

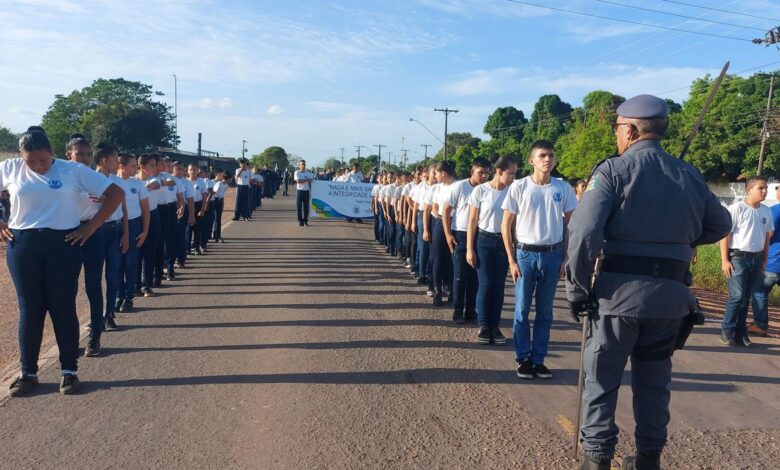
[
  {"left": 515, "top": 241, "right": 563, "bottom": 252},
  {"left": 601, "top": 255, "right": 690, "bottom": 285},
  {"left": 729, "top": 249, "right": 762, "bottom": 258},
  {"left": 478, "top": 229, "right": 502, "bottom": 240}
]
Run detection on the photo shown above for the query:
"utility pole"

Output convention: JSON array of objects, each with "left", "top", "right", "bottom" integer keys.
[
  {"left": 421, "top": 144, "right": 431, "bottom": 160},
  {"left": 400, "top": 148, "right": 408, "bottom": 169},
  {"left": 242, "top": 140, "right": 248, "bottom": 160},
  {"left": 354, "top": 145, "right": 367, "bottom": 159},
  {"left": 434, "top": 108, "right": 459, "bottom": 159},
  {"left": 753, "top": 26, "right": 780, "bottom": 46},
  {"left": 340, "top": 147, "right": 345, "bottom": 166},
  {"left": 374, "top": 144, "right": 386, "bottom": 170},
  {"left": 758, "top": 75, "right": 776, "bottom": 176},
  {"left": 172, "top": 74, "right": 178, "bottom": 148}
]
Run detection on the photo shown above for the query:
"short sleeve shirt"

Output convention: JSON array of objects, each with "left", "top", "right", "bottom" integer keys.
[
  {"left": 124, "top": 176, "right": 149, "bottom": 220},
  {"left": 468, "top": 182, "right": 509, "bottom": 234},
  {"left": 294, "top": 170, "right": 315, "bottom": 190},
  {"left": 447, "top": 179, "right": 477, "bottom": 232},
  {"left": 501, "top": 176, "right": 578, "bottom": 245},
  {"left": 0, "top": 158, "right": 111, "bottom": 230},
  {"left": 728, "top": 201, "right": 775, "bottom": 253},
  {"left": 236, "top": 169, "right": 251, "bottom": 186}
]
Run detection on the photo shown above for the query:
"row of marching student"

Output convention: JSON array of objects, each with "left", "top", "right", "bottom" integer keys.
[
  {"left": 371, "top": 140, "right": 577, "bottom": 380},
  {"left": 0, "top": 127, "right": 252, "bottom": 397}
]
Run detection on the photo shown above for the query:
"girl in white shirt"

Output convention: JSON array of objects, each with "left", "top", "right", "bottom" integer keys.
[
  {"left": 2, "top": 128, "right": 123, "bottom": 397},
  {"left": 466, "top": 155, "right": 517, "bottom": 345},
  {"left": 116, "top": 153, "right": 150, "bottom": 314},
  {"left": 137, "top": 154, "right": 162, "bottom": 297},
  {"left": 188, "top": 164, "right": 208, "bottom": 255},
  {"left": 211, "top": 168, "right": 228, "bottom": 242},
  {"left": 428, "top": 161, "right": 456, "bottom": 306}
]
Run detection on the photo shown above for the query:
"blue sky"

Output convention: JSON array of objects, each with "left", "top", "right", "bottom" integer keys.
[{"left": 1, "top": 0, "right": 778, "bottom": 166}]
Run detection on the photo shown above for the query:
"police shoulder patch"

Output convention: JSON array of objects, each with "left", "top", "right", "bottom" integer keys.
[{"left": 585, "top": 175, "right": 599, "bottom": 192}]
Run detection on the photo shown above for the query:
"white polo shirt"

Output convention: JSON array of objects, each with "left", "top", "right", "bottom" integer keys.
[
  {"left": 123, "top": 176, "right": 149, "bottom": 220},
  {"left": 236, "top": 168, "right": 252, "bottom": 186},
  {"left": 347, "top": 171, "right": 364, "bottom": 183},
  {"left": 501, "top": 176, "right": 578, "bottom": 245},
  {"left": 213, "top": 180, "right": 228, "bottom": 199},
  {"left": 78, "top": 172, "right": 126, "bottom": 222},
  {"left": 190, "top": 178, "right": 206, "bottom": 203},
  {"left": 371, "top": 184, "right": 380, "bottom": 199},
  {"left": 142, "top": 175, "right": 162, "bottom": 211},
  {"left": 294, "top": 170, "right": 315, "bottom": 190},
  {"left": 446, "top": 179, "right": 478, "bottom": 232},
  {"left": 0, "top": 158, "right": 111, "bottom": 230},
  {"left": 178, "top": 176, "right": 195, "bottom": 201},
  {"left": 158, "top": 171, "right": 178, "bottom": 204},
  {"left": 468, "top": 182, "right": 509, "bottom": 234},
  {"left": 432, "top": 183, "right": 451, "bottom": 218},
  {"left": 728, "top": 201, "right": 775, "bottom": 253}
]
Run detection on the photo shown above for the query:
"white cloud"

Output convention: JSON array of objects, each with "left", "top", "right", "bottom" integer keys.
[
  {"left": 266, "top": 105, "right": 284, "bottom": 115},
  {"left": 198, "top": 97, "right": 233, "bottom": 109},
  {"left": 442, "top": 65, "right": 717, "bottom": 103}
]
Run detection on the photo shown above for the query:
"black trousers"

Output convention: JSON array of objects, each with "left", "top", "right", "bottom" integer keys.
[
  {"left": 212, "top": 198, "right": 224, "bottom": 239},
  {"left": 155, "top": 203, "right": 176, "bottom": 280},
  {"left": 189, "top": 201, "right": 204, "bottom": 250},
  {"left": 234, "top": 185, "right": 249, "bottom": 219},
  {"left": 296, "top": 190, "right": 310, "bottom": 223}
]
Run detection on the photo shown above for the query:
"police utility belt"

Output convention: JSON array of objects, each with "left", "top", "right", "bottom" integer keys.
[{"left": 600, "top": 255, "right": 691, "bottom": 286}]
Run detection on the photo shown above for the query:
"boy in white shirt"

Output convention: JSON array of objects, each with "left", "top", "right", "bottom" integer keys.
[
  {"left": 720, "top": 175, "right": 774, "bottom": 347},
  {"left": 501, "top": 140, "right": 577, "bottom": 380}
]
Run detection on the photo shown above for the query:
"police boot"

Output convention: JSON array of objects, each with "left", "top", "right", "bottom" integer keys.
[
  {"left": 634, "top": 451, "right": 661, "bottom": 470},
  {"left": 580, "top": 454, "right": 610, "bottom": 470}
]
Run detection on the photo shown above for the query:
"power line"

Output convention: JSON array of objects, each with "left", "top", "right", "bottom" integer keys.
[
  {"left": 595, "top": 0, "right": 764, "bottom": 31},
  {"left": 661, "top": 0, "right": 780, "bottom": 24},
  {"left": 504, "top": 0, "right": 753, "bottom": 41},
  {"left": 574, "top": 0, "right": 742, "bottom": 66}
]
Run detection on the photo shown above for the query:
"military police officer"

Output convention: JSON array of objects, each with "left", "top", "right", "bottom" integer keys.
[{"left": 565, "top": 95, "right": 732, "bottom": 470}]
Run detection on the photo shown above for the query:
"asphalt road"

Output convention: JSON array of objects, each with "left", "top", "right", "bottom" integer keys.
[{"left": 0, "top": 193, "right": 778, "bottom": 469}]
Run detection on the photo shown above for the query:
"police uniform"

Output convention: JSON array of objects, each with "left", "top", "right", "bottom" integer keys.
[{"left": 565, "top": 95, "right": 732, "bottom": 468}]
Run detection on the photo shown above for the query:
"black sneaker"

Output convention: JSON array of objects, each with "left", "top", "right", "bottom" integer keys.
[
  {"left": 142, "top": 288, "right": 154, "bottom": 298},
  {"left": 452, "top": 310, "right": 465, "bottom": 324},
  {"left": 153, "top": 279, "right": 162, "bottom": 288},
  {"left": 85, "top": 339, "right": 101, "bottom": 357},
  {"left": 442, "top": 287, "right": 451, "bottom": 297},
  {"left": 426, "top": 288, "right": 435, "bottom": 297},
  {"left": 122, "top": 299, "right": 134, "bottom": 312},
  {"left": 719, "top": 329, "right": 737, "bottom": 346},
  {"left": 516, "top": 359, "right": 534, "bottom": 379},
  {"left": 417, "top": 276, "right": 427, "bottom": 285},
  {"left": 477, "top": 326, "right": 491, "bottom": 344},
  {"left": 432, "top": 292, "right": 443, "bottom": 307},
  {"left": 534, "top": 363, "right": 553, "bottom": 379},
  {"left": 104, "top": 317, "right": 118, "bottom": 331},
  {"left": 9, "top": 375, "right": 38, "bottom": 397},
  {"left": 166, "top": 273, "right": 176, "bottom": 281},
  {"left": 465, "top": 310, "right": 477, "bottom": 324},
  {"left": 115, "top": 298, "right": 124, "bottom": 312},
  {"left": 491, "top": 328, "right": 506, "bottom": 345},
  {"left": 737, "top": 334, "right": 752, "bottom": 348},
  {"left": 59, "top": 374, "right": 80, "bottom": 395}
]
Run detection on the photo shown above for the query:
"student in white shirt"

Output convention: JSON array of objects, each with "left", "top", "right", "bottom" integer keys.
[
  {"left": 154, "top": 156, "right": 178, "bottom": 284},
  {"left": 251, "top": 168, "right": 264, "bottom": 211},
  {"left": 418, "top": 166, "right": 437, "bottom": 291},
  {"left": 443, "top": 157, "right": 489, "bottom": 324},
  {"left": 399, "top": 172, "right": 416, "bottom": 264},
  {"left": 188, "top": 164, "right": 208, "bottom": 255},
  {"left": 382, "top": 173, "right": 398, "bottom": 255},
  {"left": 501, "top": 140, "right": 578, "bottom": 380},
  {"left": 720, "top": 175, "right": 775, "bottom": 347},
  {"left": 3, "top": 128, "right": 123, "bottom": 397},
  {"left": 429, "top": 161, "right": 456, "bottom": 306},
  {"left": 466, "top": 155, "right": 517, "bottom": 344},
  {"left": 136, "top": 154, "right": 162, "bottom": 297},
  {"left": 293, "top": 160, "right": 315, "bottom": 226},
  {"left": 116, "top": 153, "right": 150, "bottom": 314},
  {"left": 173, "top": 162, "right": 196, "bottom": 267},
  {"left": 198, "top": 167, "right": 214, "bottom": 252},
  {"left": 211, "top": 168, "right": 228, "bottom": 242},
  {"left": 371, "top": 178, "right": 382, "bottom": 241},
  {"left": 393, "top": 174, "right": 407, "bottom": 254},
  {"left": 233, "top": 159, "right": 252, "bottom": 221},
  {"left": 407, "top": 168, "right": 423, "bottom": 278},
  {"left": 347, "top": 164, "right": 364, "bottom": 183}
]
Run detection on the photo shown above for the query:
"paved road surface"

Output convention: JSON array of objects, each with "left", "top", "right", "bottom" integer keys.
[{"left": 1, "top": 194, "right": 778, "bottom": 469}]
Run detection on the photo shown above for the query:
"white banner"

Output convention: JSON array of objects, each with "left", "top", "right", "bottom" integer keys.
[{"left": 310, "top": 180, "right": 375, "bottom": 219}]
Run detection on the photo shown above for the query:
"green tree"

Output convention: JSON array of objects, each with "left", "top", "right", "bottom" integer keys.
[
  {"left": 322, "top": 157, "right": 344, "bottom": 171},
  {"left": 0, "top": 125, "right": 18, "bottom": 152},
  {"left": 434, "top": 132, "right": 481, "bottom": 160},
  {"left": 41, "top": 78, "right": 177, "bottom": 154},
  {"left": 483, "top": 106, "right": 527, "bottom": 141},
  {"left": 252, "top": 146, "right": 289, "bottom": 169},
  {"left": 520, "top": 94, "right": 575, "bottom": 156}
]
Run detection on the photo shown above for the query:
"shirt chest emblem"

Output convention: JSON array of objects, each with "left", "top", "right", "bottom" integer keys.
[
  {"left": 553, "top": 192, "right": 562, "bottom": 202},
  {"left": 130, "top": 187, "right": 138, "bottom": 194},
  {"left": 48, "top": 179, "right": 63, "bottom": 190}
]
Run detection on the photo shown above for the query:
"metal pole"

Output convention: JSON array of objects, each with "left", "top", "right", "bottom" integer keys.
[
  {"left": 679, "top": 61, "right": 730, "bottom": 161},
  {"left": 421, "top": 144, "right": 431, "bottom": 159},
  {"left": 434, "top": 108, "right": 459, "bottom": 159},
  {"left": 172, "top": 74, "right": 178, "bottom": 149},
  {"left": 758, "top": 75, "right": 775, "bottom": 176}
]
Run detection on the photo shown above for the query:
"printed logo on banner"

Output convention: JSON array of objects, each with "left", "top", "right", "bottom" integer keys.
[
  {"left": 352, "top": 205, "right": 360, "bottom": 215},
  {"left": 48, "top": 179, "right": 63, "bottom": 189}
]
